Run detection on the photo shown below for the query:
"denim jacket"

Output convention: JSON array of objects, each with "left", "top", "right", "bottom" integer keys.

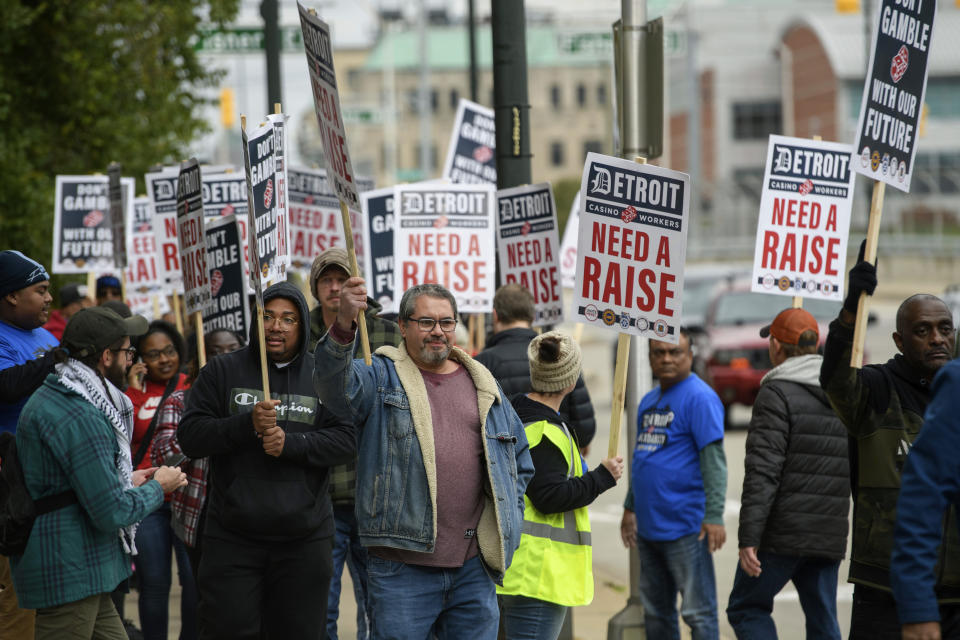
[{"left": 313, "top": 332, "right": 534, "bottom": 583}]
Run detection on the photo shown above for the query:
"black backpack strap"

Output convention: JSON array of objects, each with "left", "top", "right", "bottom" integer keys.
[
  {"left": 132, "top": 376, "right": 180, "bottom": 468},
  {"left": 34, "top": 490, "right": 77, "bottom": 515}
]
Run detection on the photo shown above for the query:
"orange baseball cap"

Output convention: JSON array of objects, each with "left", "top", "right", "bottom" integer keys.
[{"left": 760, "top": 308, "right": 819, "bottom": 347}]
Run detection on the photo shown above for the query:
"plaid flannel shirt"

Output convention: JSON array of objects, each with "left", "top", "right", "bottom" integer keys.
[
  {"left": 151, "top": 390, "right": 206, "bottom": 547},
  {"left": 309, "top": 299, "right": 402, "bottom": 505}
]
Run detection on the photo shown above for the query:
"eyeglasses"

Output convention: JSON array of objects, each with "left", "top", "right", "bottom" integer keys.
[
  {"left": 111, "top": 347, "right": 138, "bottom": 359},
  {"left": 407, "top": 317, "right": 457, "bottom": 333},
  {"left": 141, "top": 345, "right": 177, "bottom": 362},
  {"left": 263, "top": 313, "right": 299, "bottom": 330}
]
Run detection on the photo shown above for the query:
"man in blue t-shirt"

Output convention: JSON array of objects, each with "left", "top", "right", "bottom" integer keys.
[
  {"left": 0, "top": 250, "right": 58, "bottom": 433},
  {"left": 620, "top": 329, "right": 727, "bottom": 640}
]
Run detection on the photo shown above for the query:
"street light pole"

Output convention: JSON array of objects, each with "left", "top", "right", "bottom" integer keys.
[
  {"left": 261, "top": 0, "right": 282, "bottom": 111},
  {"left": 491, "top": 0, "right": 531, "bottom": 189}
]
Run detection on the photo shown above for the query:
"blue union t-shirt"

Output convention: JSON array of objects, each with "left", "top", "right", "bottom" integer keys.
[
  {"left": 631, "top": 373, "right": 724, "bottom": 541},
  {"left": 0, "top": 321, "right": 58, "bottom": 433}
]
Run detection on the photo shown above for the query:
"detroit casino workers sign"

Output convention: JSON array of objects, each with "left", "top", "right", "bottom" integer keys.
[{"left": 572, "top": 153, "right": 690, "bottom": 344}]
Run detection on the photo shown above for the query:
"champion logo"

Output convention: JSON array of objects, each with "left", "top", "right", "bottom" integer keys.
[{"left": 235, "top": 392, "right": 258, "bottom": 406}]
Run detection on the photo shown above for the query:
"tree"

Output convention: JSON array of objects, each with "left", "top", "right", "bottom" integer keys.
[{"left": 0, "top": 0, "right": 239, "bottom": 278}]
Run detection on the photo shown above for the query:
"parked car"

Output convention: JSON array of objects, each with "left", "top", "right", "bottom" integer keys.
[
  {"left": 680, "top": 264, "right": 751, "bottom": 378},
  {"left": 703, "top": 278, "right": 843, "bottom": 425}
]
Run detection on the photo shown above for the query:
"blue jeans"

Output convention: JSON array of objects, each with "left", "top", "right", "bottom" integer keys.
[
  {"left": 726, "top": 551, "right": 841, "bottom": 639},
  {"left": 135, "top": 503, "right": 198, "bottom": 640},
  {"left": 500, "top": 594, "right": 568, "bottom": 640},
  {"left": 636, "top": 532, "right": 719, "bottom": 640},
  {"left": 366, "top": 554, "right": 498, "bottom": 640},
  {"left": 327, "top": 505, "right": 370, "bottom": 640}
]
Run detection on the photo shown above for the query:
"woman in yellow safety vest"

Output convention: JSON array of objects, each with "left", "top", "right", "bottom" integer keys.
[{"left": 498, "top": 331, "right": 623, "bottom": 639}]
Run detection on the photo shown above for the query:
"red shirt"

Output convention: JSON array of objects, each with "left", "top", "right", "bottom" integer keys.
[{"left": 126, "top": 373, "right": 190, "bottom": 471}]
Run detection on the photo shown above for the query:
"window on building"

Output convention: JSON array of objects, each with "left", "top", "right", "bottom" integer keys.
[
  {"left": 597, "top": 83, "right": 607, "bottom": 106},
  {"left": 583, "top": 140, "right": 604, "bottom": 158},
  {"left": 431, "top": 89, "right": 439, "bottom": 113},
  {"left": 449, "top": 89, "right": 460, "bottom": 111},
  {"left": 414, "top": 144, "right": 438, "bottom": 171},
  {"left": 576, "top": 84, "right": 587, "bottom": 108},
  {"left": 550, "top": 85, "right": 562, "bottom": 110},
  {"left": 550, "top": 141, "right": 565, "bottom": 167},
  {"left": 732, "top": 102, "right": 782, "bottom": 139},
  {"left": 733, "top": 168, "right": 765, "bottom": 201}
]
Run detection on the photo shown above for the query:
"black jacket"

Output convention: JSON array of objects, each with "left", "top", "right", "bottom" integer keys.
[
  {"left": 738, "top": 354, "right": 849, "bottom": 559},
  {"left": 475, "top": 328, "right": 596, "bottom": 447},
  {"left": 511, "top": 394, "right": 614, "bottom": 514},
  {"left": 179, "top": 282, "right": 355, "bottom": 543}
]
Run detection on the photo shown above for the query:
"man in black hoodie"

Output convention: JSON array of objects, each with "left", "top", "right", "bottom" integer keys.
[
  {"left": 474, "top": 283, "right": 596, "bottom": 449},
  {"left": 179, "top": 282, "right": 356, "bottom": 640}
]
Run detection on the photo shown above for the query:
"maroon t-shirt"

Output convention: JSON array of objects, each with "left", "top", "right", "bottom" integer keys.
[{"left": 372, "top": 364, "right": 485, "bottom": 567}]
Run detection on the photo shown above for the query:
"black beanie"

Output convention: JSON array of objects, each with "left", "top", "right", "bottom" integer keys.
[{"left": 0, "top": 251, "right": 49, "bottom": 298}]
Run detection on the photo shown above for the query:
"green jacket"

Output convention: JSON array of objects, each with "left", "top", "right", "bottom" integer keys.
[
  {"left": 309, "top": 298, "right": 402, "bottom": 505},
  {"left": 11, "top": 375, "right": 164, "bottom": 609},
  {"left": 820, "top": 316, "right": 960, "bottom": 598}
]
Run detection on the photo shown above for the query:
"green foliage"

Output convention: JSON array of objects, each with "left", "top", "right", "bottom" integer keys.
[{"left": 0, "top": 0, "right": 239, "bottom": 284}]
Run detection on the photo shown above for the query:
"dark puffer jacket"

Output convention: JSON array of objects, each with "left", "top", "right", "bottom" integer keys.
[
  {"left": 738, "top": 353, "right": 849, "bottom": 559},
  {"left": 474, "top": 327, "right": 596, "bottom": 447}
]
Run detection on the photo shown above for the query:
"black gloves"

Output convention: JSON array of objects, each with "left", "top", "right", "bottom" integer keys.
[{"left": 843, "top": 239, "right": 878, "bottom": 313}]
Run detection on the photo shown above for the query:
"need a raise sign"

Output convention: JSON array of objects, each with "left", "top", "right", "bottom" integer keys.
[{"left": 572, "top": 153, "right": 690, "bottom": 343}]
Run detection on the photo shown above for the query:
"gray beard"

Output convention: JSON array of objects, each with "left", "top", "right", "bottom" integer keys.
[{"left": 418, "top": 340, "right": 451, "bottom": 365}]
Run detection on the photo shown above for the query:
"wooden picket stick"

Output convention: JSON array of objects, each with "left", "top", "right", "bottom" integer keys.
[
  {"left": 476, "top": 314, "right": 486, "bottom": 350},
  {"left": 151, "top": 295, "right": 160, "bottom": 321},
  {"left": 86, "top": 272, "right": 96, "bottom": 301},
  {"left": 171, "top": 291, "right": 183, "bottom": 336},
  {"left": 607, "top": 155, "right": 646, "bottom": 460},
  {"left": 242, "top": 114, "right": 273, "bottom": 399},
  {"left": 851, "top": 180, "right": 885, "bottom": 368},
  {"left": 194, "top": 311, "right": 206, "bottom": 369},
  {"left": 339, "top": 200, "right": 372, "bottom": 365},
  {"left": 572, "top": 322, "right": 584, "bottom": 344}
]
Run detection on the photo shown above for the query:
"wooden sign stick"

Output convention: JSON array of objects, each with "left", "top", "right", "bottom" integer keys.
[
  {"left": 851, "top": 179, "right": 885, "bottom": 368},
  {"left": 607, "top": 155, "right": 646, "bottom": 459},
  {"left": 194, "top": 311, "right": 206, "bottom": 369},
  {"left": 338, "top": 200, "right": 372, "bottom": 365},
  {"left": 171, "top": 291, "right": 183, "bottom": 336}
]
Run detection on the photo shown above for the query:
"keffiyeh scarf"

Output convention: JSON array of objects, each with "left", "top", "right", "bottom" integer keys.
[{"left": 56, "top": 358, "right": 139, "bottom": 555}]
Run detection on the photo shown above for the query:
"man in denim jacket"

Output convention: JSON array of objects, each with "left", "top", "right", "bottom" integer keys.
[{"left": 314, "top": 279, "right": 534, "bottom": 639}]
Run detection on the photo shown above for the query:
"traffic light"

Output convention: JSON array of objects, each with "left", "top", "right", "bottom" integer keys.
[
  {"left": 836, "top": 0, "right": 859, "bottom": 13},
  {"left": 220, "top": 87, "right": 236, "bottom": 129}
]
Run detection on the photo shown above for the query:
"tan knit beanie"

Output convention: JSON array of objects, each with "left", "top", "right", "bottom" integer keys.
[{"left": 528, "top": 331, "right": 582, "bottom": 393}]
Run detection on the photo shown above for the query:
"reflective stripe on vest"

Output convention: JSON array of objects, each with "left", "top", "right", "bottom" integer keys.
[{"left": 522, "top": 510, "right": 592, "bottom": 546}]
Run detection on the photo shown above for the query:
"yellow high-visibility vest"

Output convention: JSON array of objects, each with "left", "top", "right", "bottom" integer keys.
[{"left": 498, "top": 419, "right": 593, "bottom": 606}]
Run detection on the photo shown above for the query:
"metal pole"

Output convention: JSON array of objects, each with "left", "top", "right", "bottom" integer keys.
[
  {"left": 468, "top": 0, "right": 479, "bottom": 102},
  {"left": 491, "top": 0, "right": 531, "bottom": 189},
  {"left": 261, "top": 0, "right": 282, "bottom": 111},
  {"left": 686, "top": 8, "right": 701, "bottom": 217},
  {"left": 608, "top": 1, "right": 651, "bottom": 638},
  {"left": 417, "top": 0, "right": 431, "bottom": 176}
]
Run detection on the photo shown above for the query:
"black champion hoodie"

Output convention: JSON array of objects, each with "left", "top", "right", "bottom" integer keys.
[{"left": 179, "top": 282, "right": 355, "bottom": 543}]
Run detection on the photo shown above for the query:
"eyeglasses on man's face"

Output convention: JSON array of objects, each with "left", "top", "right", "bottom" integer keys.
[
  {"left": 407, "top": 317, "right": 457, "bottom": 333},
  {"left": 111, "top": 346, "right": 138, "bottom": 359},
  {"left": 263, "top": 312, "right": 299, "bottom": 330}
]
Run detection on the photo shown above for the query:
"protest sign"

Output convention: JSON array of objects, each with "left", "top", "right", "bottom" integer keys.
[
  {"left": 853, "top": 0, "right": 935, "bottom": 192},
  {"left": 202, "top": 172, "right": 252, "bottom": 291},
  {"left": 572, "top": 152, "right": 690, "bottom": 344},
  {"left": 242, "top": 119, "right": 282, "bottom": 292},
  {"left": 125, "top": 196, "right": 168, "bottom": 318},
  {"left": 176, "top": 159, "right": 211, "bottom": 316},
  {"left": 442, "top": 99, "right": 497, "bottom": 185},
  {"left": 751, "top": 135, "right": 857, "bottom": 302},
  {"left": 108, "top": 163, "right": 128, "bottom": 270},
  {"left": 360, "top": 187, "right": 396, "bottom": 309},
  {"left": 267, "top": 112, "right": 291, "bottom": 278},
  {"left": 496, "top": 183, "right": 563, "bottom": 326},
  {"left": 394, "top": 183, "right": 497, "bottom": 314},
  {"left": 204, "top": 214, "right": 250, "bottom": 339},
  {"left": 52, "top": 175, "right": 134, "bottom": 274},
  {"left": 299, "top": 3, "right": 360, "bottom": 211},
  {"left": 559, "top": 191, "right": 580, "bottom": 289},
  {"left": 288, "top": 167, "right": 374, "bottom": 272},
  {"left": 147, "top": 169, "right": 181, "bottom": 287}
]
